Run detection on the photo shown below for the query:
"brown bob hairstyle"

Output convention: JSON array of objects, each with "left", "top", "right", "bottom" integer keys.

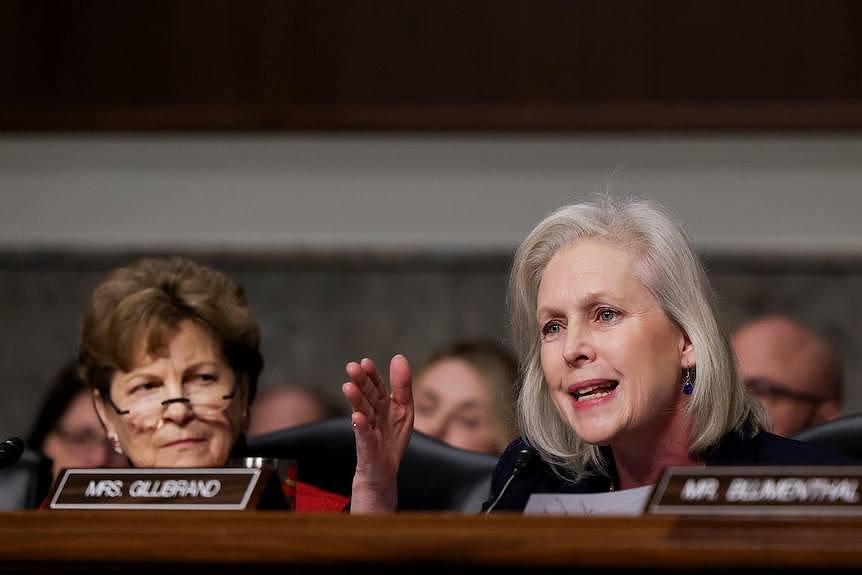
[{"left": 78, "top": 257, "right": 263, "bottom": 403}]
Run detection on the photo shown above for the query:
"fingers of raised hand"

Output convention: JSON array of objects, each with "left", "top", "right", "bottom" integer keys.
[
  {"left": 350, "top": 411, "right": 373, "bottom": 438},
  {"left": 341, "top": 381, "right": 381, "bottom": 428},
  {"left": 388, "top": 354, "right": 414, "bottom": 407},
  {"left": 359, "top": 358, "right": 388, "bottom": 403},
  {"left": 346, "top": 359, "right": 387, "bottom": 408}
]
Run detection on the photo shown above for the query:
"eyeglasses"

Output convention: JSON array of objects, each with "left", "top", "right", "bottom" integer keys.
[
  {"left": 744, "top": 377, "right": 824, "bottom": 405},
  {"left": 105, "top": 375, "right": 237, "bottom": 427}
]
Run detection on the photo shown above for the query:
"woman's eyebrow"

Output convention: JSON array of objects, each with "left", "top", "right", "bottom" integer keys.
[
  {"left": 455, "top": 400, "right": 482, "bottom": 411},
  {"left": 119, "top": 371, "right": 160, "bottom": 385},
  {"left": 182, "top": 361, "right": 219, "bottom": 374},
  {"left": 536, "top": 303, "right": 563, "bottom": 319},
  {"left": 537, "top": 291, "right": 611, "bottom": 317}
]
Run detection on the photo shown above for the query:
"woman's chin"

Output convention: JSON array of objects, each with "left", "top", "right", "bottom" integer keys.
[
  {"left": 156, "top": 445, "right": 224, "bottom": 468},
  {"left": 571, "top": 419, "right": 621, "bottom": 446},
  {"left": 576, "top": 431, "right": 613, "bottom": 446},
  {"left": 163, "top": 456, "right": 219, "bottom": 467}
]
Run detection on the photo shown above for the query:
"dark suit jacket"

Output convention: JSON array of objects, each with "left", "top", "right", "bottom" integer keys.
[{"left": 484, "top": 430, "right": 859, "bottom": 512}]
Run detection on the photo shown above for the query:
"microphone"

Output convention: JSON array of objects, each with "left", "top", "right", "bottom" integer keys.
[
  {"left": 484, "top": 446, "right": 537, "bottom": 514},
  {"left": 0, "top": 437, "right": 25, "bottom": 469}
]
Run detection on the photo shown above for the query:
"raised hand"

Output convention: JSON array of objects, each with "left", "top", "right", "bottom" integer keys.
[{"left": 342, "top": 354, "right": 414, "bottom": 513}]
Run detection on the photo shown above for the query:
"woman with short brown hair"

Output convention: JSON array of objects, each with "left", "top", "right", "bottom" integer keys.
[{"left": 79, "top": 256, "right": 262, "bottom": 468}]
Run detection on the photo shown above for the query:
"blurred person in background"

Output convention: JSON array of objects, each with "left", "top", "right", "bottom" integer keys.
[
  {"left": 413, "top": 340, "right": 517, "bottom": 455},
  {"left": 28, "top": 362, "right": 127, "bottom": 480},
  {"left": 247, "top": 384, "right": 343, "bottom": 437},
  {"left": 732, "top": 315, "right": 842, "bottom": 436}
]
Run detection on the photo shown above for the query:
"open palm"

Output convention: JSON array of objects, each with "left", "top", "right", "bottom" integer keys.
[{"left": 342, "top": 354, "right": 414, "bottom": 512}]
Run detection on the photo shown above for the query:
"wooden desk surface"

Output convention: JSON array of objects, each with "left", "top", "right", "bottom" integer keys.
[{"left": 1, "top": 511, "right": 861, "bottom": 573}]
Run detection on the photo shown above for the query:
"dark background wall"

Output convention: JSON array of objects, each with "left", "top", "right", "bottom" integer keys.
[{"left": 1, "top": 1, "right": 861, "bottom": 131}]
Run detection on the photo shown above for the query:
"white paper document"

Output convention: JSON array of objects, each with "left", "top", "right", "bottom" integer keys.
[{"left": 523, "top": 485, "right": 653, "bottom": 516}]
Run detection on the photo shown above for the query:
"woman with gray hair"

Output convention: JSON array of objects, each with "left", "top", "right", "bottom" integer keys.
[{"left": 344, "top": 198, "right": 854, "bottom": 513}]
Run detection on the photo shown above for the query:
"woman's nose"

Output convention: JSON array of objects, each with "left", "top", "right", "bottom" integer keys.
[
  {"left": 562, "top": 324, "right": 595, "bottom": 366},
  {"left": 161, "top": 398, "right": 194, "bottom": 425}
]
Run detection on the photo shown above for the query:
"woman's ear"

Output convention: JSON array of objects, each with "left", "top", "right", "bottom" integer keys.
[
  {"left": 240, "top": 400, "right": 250, "bottom": 433},
  {"left": 237, "top": 375, "right": 251, "bottom": 432},
  {"left": 679, "top": 329, "right": 695, "bottom": 369},
  {"left": 91, "top": 389, "right": 118, "bottom": 440}
]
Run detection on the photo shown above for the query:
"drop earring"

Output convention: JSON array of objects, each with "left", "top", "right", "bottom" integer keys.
[{"left": 682, "top": 367, "right": 695, "bottom": 395}]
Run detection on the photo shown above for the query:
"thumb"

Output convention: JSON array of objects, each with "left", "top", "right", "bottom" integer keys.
[{"left": 388, "top": 354, "right": 413, "bottom": 406}]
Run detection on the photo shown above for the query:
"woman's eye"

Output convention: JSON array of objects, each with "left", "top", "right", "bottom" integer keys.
[
  {"left": 129, "top": 381, "right": 159, "bottom": 395},
  {"left": 190, "top": 373, "right": 217, "bottom": 384},
  {"left": 597, "top": 308, "right": 619, "bottom": 322},
  {"left": 541, "top": 321, "right": 563, "bottom": 337},
  {"left": 414, "top": 403, "right": 434, "bottom": 417},
  {"left": 457, "top": 417, "right": 480, "bottom": 431}
]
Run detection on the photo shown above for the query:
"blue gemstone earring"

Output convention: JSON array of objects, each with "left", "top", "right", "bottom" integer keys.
[{"left": 682, "top": 367, "right": 694, "bottom": 395}]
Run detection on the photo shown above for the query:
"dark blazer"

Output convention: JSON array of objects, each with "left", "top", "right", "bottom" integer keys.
[{"left": 484, "top": 430, "right": 860, "bottom": 512}]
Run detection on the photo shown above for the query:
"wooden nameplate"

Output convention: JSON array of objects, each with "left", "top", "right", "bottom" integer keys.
[
  {"left": 48, "top": 467, "right": 284, "bottom": 510},
  {"left": 649, "top": 466, "right": 862, "bottom": 516}
]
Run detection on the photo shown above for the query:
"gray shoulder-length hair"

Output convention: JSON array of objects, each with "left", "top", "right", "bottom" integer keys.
[{"left": 509, "top": 197, "right": 765, "bottom": 479}]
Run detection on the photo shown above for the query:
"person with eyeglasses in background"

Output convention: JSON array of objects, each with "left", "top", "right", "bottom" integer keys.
[
  {"left": 732, "top": 315, "right": 843, "bottom": 437},
  {"left": 28, "top": 363, "right": 127, "bottom": 481}
]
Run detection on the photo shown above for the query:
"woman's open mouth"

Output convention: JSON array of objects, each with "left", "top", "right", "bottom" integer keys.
[{"left": 568, "top": 380, "right": 619, "bottom": 406}]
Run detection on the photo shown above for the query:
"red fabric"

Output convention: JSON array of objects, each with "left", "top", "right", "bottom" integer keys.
[{"left": 296, "top": 481, "right": 350, "bottom": 512}]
